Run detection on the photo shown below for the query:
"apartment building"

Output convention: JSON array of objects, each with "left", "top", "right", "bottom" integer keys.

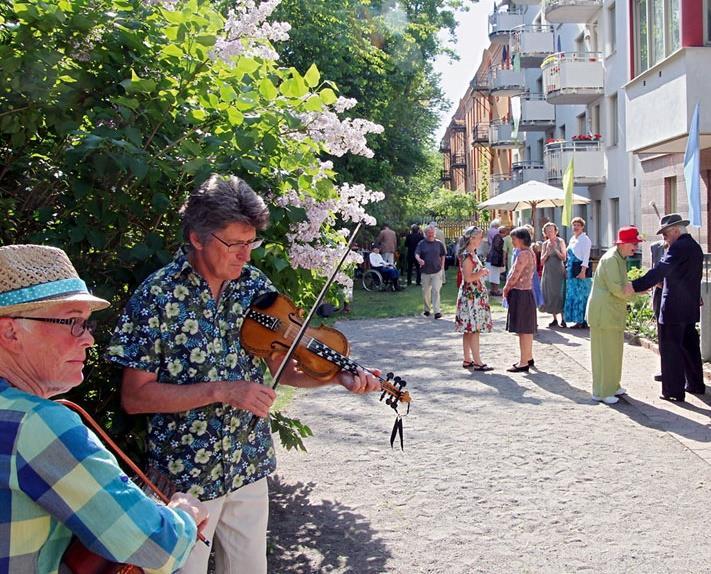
[{"left": 445, "top": 0, "right": 711, "bottom": 254}]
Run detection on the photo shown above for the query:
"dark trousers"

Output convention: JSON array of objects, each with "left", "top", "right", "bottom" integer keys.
[
  {"left": 406, "top": 255, "right": 421, "bottom": 285},
  {"left": 658, "top": 322, "right": 704, "bottom": 399}
]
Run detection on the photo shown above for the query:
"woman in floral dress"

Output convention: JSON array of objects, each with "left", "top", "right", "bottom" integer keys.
[{"left": 455, "top": 226, "right": 494, "bottom": 371}]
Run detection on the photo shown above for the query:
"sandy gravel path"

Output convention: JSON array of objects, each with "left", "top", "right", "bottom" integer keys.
[{"left": 266, "top": 312, "right": 711, "bottom": 573}]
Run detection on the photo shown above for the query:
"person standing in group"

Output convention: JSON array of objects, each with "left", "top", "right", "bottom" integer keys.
[
  {"left": 502, "top": 227, "right": 537, "bottom": 372},
  {"left": 429, "top": 221, "right": 447, "bottom": 284},
  {"left": 586, "top": 226, "right": 642, "bottom": 404},
  {"left": 540, "top": 222, "right": 567, "bottom": 327},
  {"left": 404, "top": 224, "right": 424, "bottom": 286},
  {"left": 625, "top": 213, "right": 706, "bottom": 402},
  {"left": 524, "top": 224, "right": 544, "bottom": 308},
  {"left": 650, "top": 237, "right": 667, "bottom": 382},
  {"left": 375, "top": 223, "right": 398, "bottom": 265},
  {"left": 107, "top": 174, "right": 380, "bottom": 574},
  {"left": 482, "top": 218, "right": 500, "bottom": 260},
  {"left": 415, "top": 225, "right": 446, "bottom": 319},
  {"left": 486, "top": 225, "right": 505, "bottom": 297},
  {"left": 564, "top": 217, "right": 593, "bottom": 329},
  {"left": 455, "top": 226, "right": 494, "bottom": 371},
  {"left": 503, "top": 226, "right": 514, "bottom": 273}
]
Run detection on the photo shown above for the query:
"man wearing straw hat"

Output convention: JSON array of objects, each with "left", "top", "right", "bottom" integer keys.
[
  {"left": 625, "top": 213, "right": 705, "bottom": 401},
  {"left": 0, "top": 244, "right": 207, "bottom": 573}
]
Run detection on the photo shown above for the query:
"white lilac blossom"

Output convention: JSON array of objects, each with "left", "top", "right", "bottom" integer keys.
[
  {"left": 295, "top": 108, "right": 384, "bottom": 158},
  {"left": 213, "top": 0, "right": 291, "bottom": 62}
]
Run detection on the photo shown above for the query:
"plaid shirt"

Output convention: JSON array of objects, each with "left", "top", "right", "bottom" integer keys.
[
  {"left": 106, "top": 249, "right": 277, "bottom": 501},
  {"left": 0, "top": 379, "right": 197, "bottom": 574}
]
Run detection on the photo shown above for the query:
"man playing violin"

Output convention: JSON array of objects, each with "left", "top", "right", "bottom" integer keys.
[
  {"left": 107, "top": 174, "right": 380, "bottom": 574},
  {"left": 0, "top": 244, "right": 208, "bottom": 574}
]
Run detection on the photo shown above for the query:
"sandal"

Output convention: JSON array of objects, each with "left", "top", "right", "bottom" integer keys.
[
  {"left": 472, "top": 363, "right": 494, "bottom": 372},
  {"left": 462, "top": 361, "right": 475, "bottom": 368}
]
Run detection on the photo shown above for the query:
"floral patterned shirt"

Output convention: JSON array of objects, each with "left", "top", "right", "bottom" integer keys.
[{"left": 106, "top": 249, "right": 276, "bottom": 501}]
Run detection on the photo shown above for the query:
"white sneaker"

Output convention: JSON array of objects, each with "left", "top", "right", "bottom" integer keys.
[
  {"left": 592, "top": 395, "right": 619, "bottom": 404},
  {"left": 614, "top": 387, "right": 627, "bottom": 396}
]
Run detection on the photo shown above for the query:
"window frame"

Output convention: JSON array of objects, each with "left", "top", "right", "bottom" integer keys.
[{"left": 634, "top": 0, "right": 681, "bottom": 74}]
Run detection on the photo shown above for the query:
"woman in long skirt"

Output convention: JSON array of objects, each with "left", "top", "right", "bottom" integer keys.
[
  {"left": 503, "top": 227, "right": 537, "bottom": 372},
  {"left": 564, "top": 217, "right": 593, "bottom": 328},
  {"left": 540, "top": 222, "right": 567, "bottom": 327},
  {"left": 455, "top": 226, "right": 494, "bottom": 371}
]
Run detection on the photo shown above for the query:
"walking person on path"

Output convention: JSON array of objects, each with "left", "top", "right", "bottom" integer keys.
[
  {"left": 564, "top": 217, "right": 593, "bottom": 328},
  {"left": 586, "top": 226, "right": 642, "bottom": 404},
  {"left": 455, "top": 226, "right": 493, "bottom": 371},
  {"left": 415, "top": 226, "right": 446, "bottom": 319},
  {"left": 404, "top": 224, "right": 424, "bottom": 286},
  {"left": 625, "top": 213, "right": 706, "bottom": 402},
  {"left": 540, "top": 222, "right": 567, "bottom": 327},
  {"left": 502, "top": 227, "right": 537, "bottom": 372}
]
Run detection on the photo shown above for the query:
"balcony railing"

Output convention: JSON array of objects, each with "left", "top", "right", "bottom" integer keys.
[
  {"left": 511, "top": 25, "right": 555, "bottom": 68},
  {"left": 512, "top": 161, "right": 546, "bottom": 186},
  {"left": 441, "top": 169, "right": 452, "bottom": 182},
  {"left": 489, "top": 173, "right": 515, "bottom": 197},
  {"left": 488, "top": 9, "right": 525, "bottom": 43},
  {"left": 544, "top": 140, "right": 606, "bottom": 184},
  {"left": 450, "top": 153, "right": 466, "bottom": 168},
  {"left": 470, "top": 76, "right": 491, "bottom": 93},
  {"left": 472, "top": 122, "right": 490, "bottom": 144},
  {"left": 489, "top": 65, "right": 526, "bottom": 97},
  {"left": 489, "top": 120, "right": 524, "bottom": 148},
  {"left": 541, "top": 52, "right": 604, "bottom": 105},
  {"left": 543, "top": 0, "right": 603, "bottom": 23},
  {"left": 439, "top": 142, "right": 451, "bottom": 153},
  {"left": 519, "top": 94, "right": 555, "bottom": 131}
]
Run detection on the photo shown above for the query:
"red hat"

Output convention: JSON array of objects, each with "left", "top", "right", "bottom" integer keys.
[{"left": 615, "top": 226, "right": 644, "bottom": 245}]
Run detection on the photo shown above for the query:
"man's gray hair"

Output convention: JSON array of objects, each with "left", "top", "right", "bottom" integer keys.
[
  {"left": 675, "top": 225, "right": 688, "bottom": 235},
  {"left": 181, "top": 174, "right": 269, "bottom": 244}
]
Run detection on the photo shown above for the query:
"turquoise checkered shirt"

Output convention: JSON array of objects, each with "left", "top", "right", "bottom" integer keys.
[{"left": 0, "top": 378, "right": 197, "bottom": 574}]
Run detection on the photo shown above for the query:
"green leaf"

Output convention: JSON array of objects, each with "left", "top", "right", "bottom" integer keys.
[
  {"left": 226, "top": 108, "right": 243, "bottom": 126},
  {"left": 182, "top": 158, "right": 208, "bottom": 173},
  {"left": 195, "top": 34, "right": 216, "bottom": 47},
  {"left": 258, "top": 78, "right": 278, "bottom": 101},
  {"left": 304, "top": 64, "right": 320, "bottom": 88},
  {"left": 220, "top": 85, "right": 237, "bottom": 102},
  {"left": 188, "top": 109, "right": 208, "bottom": 122},
  {"left": 161, "top": 44, "right": 184, "bottom": 59},
  {"left": 280, "top": 76, "right": 308, "bottom": 98},
  {"left": 319, "top": 88, "right": 337, "bottom": 105},
  {"left": 303, "top": 94, "right": 323, "bottom": 112}
]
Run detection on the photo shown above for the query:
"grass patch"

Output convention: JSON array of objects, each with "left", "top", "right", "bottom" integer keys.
[{"left": 346, "top": 268, "right": 503, "bottom": 320}]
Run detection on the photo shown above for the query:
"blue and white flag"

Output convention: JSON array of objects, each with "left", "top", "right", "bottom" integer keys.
[{"left": 684, "top": 102, "right": 701, "bottom": 227}]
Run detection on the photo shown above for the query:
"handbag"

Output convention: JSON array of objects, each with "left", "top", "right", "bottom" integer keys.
[{"left": 571, "top": 260, "right": 592, "bottom": 278}]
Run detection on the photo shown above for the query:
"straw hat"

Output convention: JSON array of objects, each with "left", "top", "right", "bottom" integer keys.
[{"left": 0, "top": 245, "right": 110, "bottom": 316}]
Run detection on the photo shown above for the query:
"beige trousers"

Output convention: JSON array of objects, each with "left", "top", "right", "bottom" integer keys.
[
  {"left": 422, "top": 271, "right": 443, "bottom": 314},
  {"left": 180, "top": 478, "right": 268, "bottom": 574}
]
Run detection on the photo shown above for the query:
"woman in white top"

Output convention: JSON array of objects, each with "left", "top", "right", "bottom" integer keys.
[{"left": 563, "top": 217, "right": 593, "bottom": 328}]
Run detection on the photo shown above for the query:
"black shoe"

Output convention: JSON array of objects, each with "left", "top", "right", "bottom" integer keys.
[
  {"left": 507, "top": 364, "right": 530, "bottom": 373},
  {"left": 472, "top": 363, "right": 494, "bottom": 372},
  {"left": 659, "top": 394, "right": 685, "bottom": 402},
  {"left": 560, "top": 321, "right": 567, "bottom": 328},
  {"left": 423, "top": 311, "right": 430, "bottom": 317},
  {"left": 654, "top": 374, "right": 663, "bottom": 382},
  {"left": 434, "top": 313, "right": 442, "bottom": 320},
  {"left": 528, "top": 359, "right": 535, "bottom": 367},
  {"left": 685, "top": 385, "right": 706, "bottom": 395},
  {"left": 548, "top": 320, "right": 558, "bottom": 328}
]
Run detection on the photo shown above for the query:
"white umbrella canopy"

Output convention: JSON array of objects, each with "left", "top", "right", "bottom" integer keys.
[
  {"left": 478, "top": 180, "right": 591, "bottom": 236},
  {"left": 478, "top": 180, "right": 591, "bottom": 211}
]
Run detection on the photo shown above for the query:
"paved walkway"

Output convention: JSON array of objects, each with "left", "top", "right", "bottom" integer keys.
[{"left": 267, "top": 311, "right": 711, "bottom": 573}]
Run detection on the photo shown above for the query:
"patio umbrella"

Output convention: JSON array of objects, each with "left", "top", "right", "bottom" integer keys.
[{"left": 478, "top": 180, "right": 590, "bottom": 234}]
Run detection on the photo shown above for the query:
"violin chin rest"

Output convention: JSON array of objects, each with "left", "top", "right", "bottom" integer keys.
[{"left": 253, "top": 292, "right": 279, "bottom": 309}]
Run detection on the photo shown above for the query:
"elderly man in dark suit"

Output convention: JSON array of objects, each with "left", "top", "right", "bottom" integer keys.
[{"left": 625, "top": 213, "right": 705, "bottom": 401}]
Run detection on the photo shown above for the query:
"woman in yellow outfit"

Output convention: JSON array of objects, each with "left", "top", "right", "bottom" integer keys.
[{"left": 586, "top": 226, "right": 643, "bottom": 404}]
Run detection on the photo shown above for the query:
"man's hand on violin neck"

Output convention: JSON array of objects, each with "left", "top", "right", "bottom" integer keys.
[
  {"left": 338, "top": 369, "right": 382, "bottom": 394},
  {"left": 216, "top": 380, "right": 276, "bottom": 418}
]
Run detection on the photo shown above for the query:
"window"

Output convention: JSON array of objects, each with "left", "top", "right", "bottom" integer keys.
[
  {"left": 609, "top": 93, "right": 619, "bottom": 146},
  {"left": 609, "top": 198, "right": 620, "bottom": 246},
  {"left": 560, "top": 125, "right": 566, "bottom": 141},
  {"left": 664, "top": 176, "right": 677, "bottom": 213},
  {"left": 608, "top": 3, "right": 617, "bottom": 55},
  {"left": 634, "top": 0, "right": 681, "bottom": 73},
  {"left": 591, "top": 104, "right": 600, "bottom": 135},
  {"left": 594, "top": 200, "right": 602, "bottom": 248},
  {"left": 577, "top": 113, "right": 587, "bottom": 135}
]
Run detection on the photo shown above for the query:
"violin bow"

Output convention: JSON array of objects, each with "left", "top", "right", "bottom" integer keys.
[{"left": 247, "top": 221, "right": 364, "bottom": 432}]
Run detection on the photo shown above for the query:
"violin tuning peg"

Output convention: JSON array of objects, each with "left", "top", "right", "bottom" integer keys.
[
  {"left": 393, "top": 376, "right": 401, "bottom": 383},
  {"left": 386, "top": 372, "right": 394, "bottom": 380},
  {"left": 399, "top": 381, "right": 407, "bottom": 388}
]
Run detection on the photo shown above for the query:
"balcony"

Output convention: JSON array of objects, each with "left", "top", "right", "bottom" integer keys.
[
  {"left": 519, "top": 94, "right": 555, "bottom": 131},
  {"left": 439, "top": 142, "right": 450, "bottom": 153},
  {"left": 489, "top": 120, "right": 524, "bottom": 148},
  {"left": 489, "top": 65, "right": 526, "bottom": 97},
  {"left": 488, "top": 9, "right": 525, "bottom": 44},
  {"left": 472, "top": 122, "right": 489, "bottom": 145},
  {"left": 512, "top": 161, "right": 546, "bottom": 186},
  {"left": 489, "top": 173, "right": 515, "bottom": 197},
  {"left": 511, "top": 25, "right": 555, "bottom": 68},
  {"left": 470, "top": 75, "right": 491, "bottom": 93},
  {"left": 450, "top": 153, "right": 466, "bottom": 168},
  {"left": 441, "top": 169, "right": 452, "bottom": 182},
  {"left": 625, "top": 47, "right": 711, "bottom": 153},
  {"left": 542, "top": 52, "right": 604, "bottom": 105},
  {"left": 543, "top": 0, "right": 602, "bottom": 23},
  {"left": 544, "top": 140, "right": 606, "bottom": 184}
]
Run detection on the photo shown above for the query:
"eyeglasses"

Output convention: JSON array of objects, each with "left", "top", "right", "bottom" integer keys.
[
  {"left": 10, "top": 317, "right": 97, "bottom": 337},
  {"left": 211, "top": 233, "right": 263, "bottom": 252}
]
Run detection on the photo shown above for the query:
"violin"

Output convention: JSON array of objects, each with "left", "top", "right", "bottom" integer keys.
[{"left": 239, "top": 292, "right": 411, "bottom": 445}]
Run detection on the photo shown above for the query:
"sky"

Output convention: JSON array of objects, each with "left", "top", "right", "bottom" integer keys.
[{"left": 433, "top": 0, "right": 494, "bottom": 143}]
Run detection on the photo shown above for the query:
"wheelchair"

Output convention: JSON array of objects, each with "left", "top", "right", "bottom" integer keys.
[{"left": 358, "top": 250, "right": 401, "bottom": 292}]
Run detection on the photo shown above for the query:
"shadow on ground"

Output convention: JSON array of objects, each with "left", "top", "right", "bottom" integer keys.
[{"left": 267, "top": 474, "right": 391, "bottom": 573}]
